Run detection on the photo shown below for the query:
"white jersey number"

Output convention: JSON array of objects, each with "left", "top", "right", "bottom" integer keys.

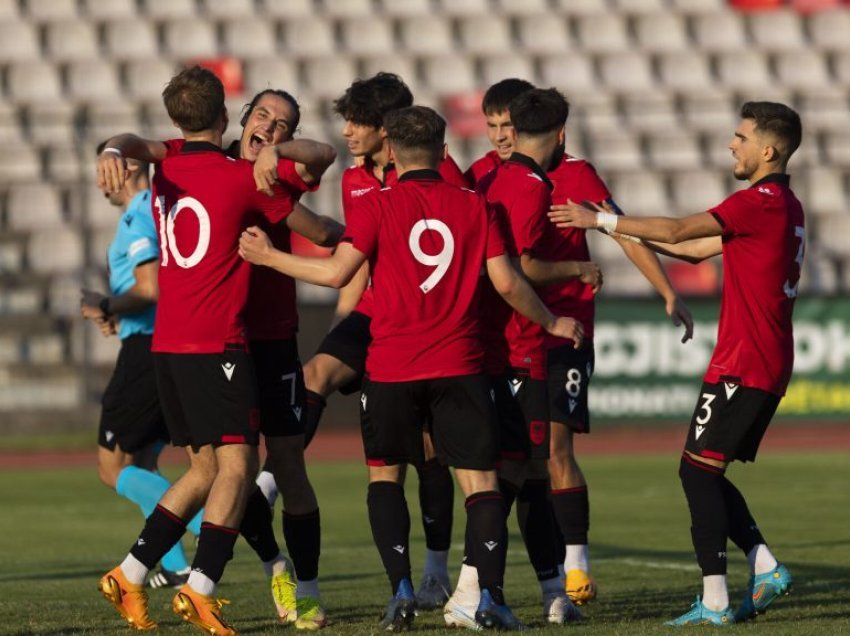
[
  {"left": 782, "top": 225, "right": 805, "bottom": 299},
  {"left": 155, "top": 195, "right": 211, "bottom": 269},
  {"left": 695, "top": 392, "right": 716, "bottom": 426},
  {"left": 408, "top": 219, "right": 454, "bottom": 293}
]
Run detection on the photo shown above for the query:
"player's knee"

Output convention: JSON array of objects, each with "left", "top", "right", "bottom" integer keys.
[
  {"left": 97, "top": 462, "right": 120, "bottom": 489},
  {"left": 303, "top": 357, "right": 334, "bottom": 396}
]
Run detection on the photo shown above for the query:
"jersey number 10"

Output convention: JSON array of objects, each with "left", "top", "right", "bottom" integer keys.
[{"left": 154, "top": 196, "right": 211, "bottom": 269}]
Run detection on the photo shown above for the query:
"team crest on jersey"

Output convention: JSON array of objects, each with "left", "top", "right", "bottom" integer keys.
[{"left": 529, "top": 420, "right": 547, "bottom": 446}]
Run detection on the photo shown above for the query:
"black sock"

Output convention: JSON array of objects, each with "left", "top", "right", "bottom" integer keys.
[
  {"left": 497, "top": 478, "right": 519, "bottom": 516},
  {"left": 130, "top": 504, "right": 187, "bottom": 570},
  {"left": 239, "top": 487, "right": 279, "bottom": 562},
  {"left": 517, "top": 479, "right": 560, "bottom": 581},
  {"left": 367, "top": 481, "right": 411, "bottom": 594},
  {"left": 679, "top": 454, "right": 729, "bottom": 576},
  {"left": 466, "top": 491, "right": 507, "bottom": 605},
  {"left": 193, "top": 522, "right": 239, "bottom": 583},
  {"left": 720, "top": 476, "right": 766, "bottom": 554},
  {"left": 550, "top": 485, "right": 589, "bottom": 545},
  {"left": 283, "top": 508, "right": 321, "bottom": 581},
  {"left": 303, "top": 390, "right": 326, "bottom": 449},
  {"left": 416, "top": 459, "right": 454, "bottom": 552}
]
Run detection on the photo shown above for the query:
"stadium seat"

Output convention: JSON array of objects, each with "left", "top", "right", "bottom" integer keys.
[
  {"left": 670, "top": 0, "right": 726, "bottom": 11},
  {"left": 434, "top": 0, "right": 491, "bottom": 16},
  {"left": 28, "top": 334, "right": 65, "bottom": 365},
  {"left": 86, "top": 101, "right": 143, "bottom": 144},
  {"left": 24, "top": 0, "right": 78, "bottom": 21},
  {"left": 243, "top": 58, "right": 299, "bottom": 95},
  {"left": 373, "top": 0, "right": 431, "bottom": 16},
  {"left": 125, "top": 59, "right": 178, "bottom": 100},
  {"left": 808, "top": 8, "right": 850, "bottom": 51},
  {"left": 799, "top": 88, "right": 850, "bottom": 132},
  {"left": 458, "top": 16, "right": 513, "bottom": 55},
  {"left": 833, "top": 51, "right": 850, "bottom": 84},
  {"left": 822, "top": 129, "right": 850, "bottom": 167},
  {"left": 0, "top": 238, "right": 24, "bottom": 274},
  {"left": 622, "top": 92, "right": 680, "bottom": 132},
  {"left": 0, "top": 0, "right": 18, "bottom": 18},
  {"left": 28, "top": 102, "right": 77, "bottom": 145},
  {"left": 222, "top": 19, "right": 277, "bottom": 58},
  {"left": 340, "top": 16, "right": 395, "bottom": 55},
  {"left": 748, "top": 10, "right": 806, "bottom": 51},
  {"left": 586, "top": 131, "right": 643, "bottom": 171},
  {"left": 818, "top": 212, "right": 850, "bottom": 255},
  {"left": 598, "top": 52, "right": 656, "bottom": 90},
  {"left": 0, "top": 20, "right": 39, "bottom": 62},
  {"left": 7, "top": 61, "right": 63, "bottom": 103},
  {"left": 692, "top": 12, "right": 749, "bottom": 51},
  {"left": 82, "top": 0, "right": 137, "bottom": 19},
  {"left": 480, "top": 55, "right": 536, "bottom": 87},
  {"left": 670, "top": 170, "right": 727, "bottom": 214},
  {"left": 302, "top": 57, "right": 358, "bottom": 99},
  {"left": 805, "top": 167, "right": 848, "bottom": 216},
  {"left": 539, "top": 53, "right": 597, "bottom": 92},
  {"left": 320, "top": 0, "right": 375, "bottom": 17},
  {"left": 586, "top": 231, "right": 630, "bottom": 267},
  {"left": 360, "top": 55, "right": 418, "bottom": 85},
  {"left": 657, "top": 51, "right": 716, "bottom": 90},
  {"left": 774, "top": 50, "right": 830, "bottom": 89},
  {"left": 646, "top": 131, "right": 703, "bottom": 170},
  {"left": 67, "top": 60, "right": 122, "bottom": 102},
  {"left": 142, "top": 0, "right": 198, "bottom": 19},
  {"left": 45, "top": 21, "right": 100, "bottom": 61},
  {"left": 681, "top": 91, "right": 736, "bottom": 132},
  {"left": 0, "top": 103, "right": 24, "bottom": 144},
  {"left": 516, "top": 15, "right": 572, "bottom": 54},
  {"left": 45, "top": 144, "right": 82, "bottom": 183},
  {"left": 550, "top": 0, "right": 609, "bottom": 15},
  {"left": 421, "top": 56, "right": 477, "bottom": 95},
  {"left": 799, "top": 253, "right": 838, "bottom": 295},
  {"left": 103, "top": 19, "right": 159, "bottom": 60},
  {"left": 494, "top": 0, "right": 551, "bottom": 15},
  {"left": 201, "top": 0, "right": 255, "bottom": 19},
  {"left": 716, "top": 51, "right": 773, "bottom": 89},
  {"left": 164, "top": 20, "right": 219, "bottom": 58},
  {"left": 0, "top": 143, "right": 40, "bottom": 181},
  {"left": 282, "top": 17, "right": 336, "bottom": 57},
  {"left": 7, "top": 184, "right": 64, "bottom": 231},
  {"left": 609, "top": 172, "right": 669, "bottom": 216},
  {"left": 399, "top": 16, "right": 455, "bottom": 54},
  {"left": 612, "top": 0, "right": 669, "bottom": 13},
  {"left": 575, "top": 14, "right": 632, "bottom": 52},
  {"left": 634, "top": 13, "right": 690, "bottom": 52}
]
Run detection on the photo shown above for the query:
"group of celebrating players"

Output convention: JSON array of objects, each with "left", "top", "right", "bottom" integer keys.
[{"left": 85, "top": 64, "right": 804, "bottom": 634}]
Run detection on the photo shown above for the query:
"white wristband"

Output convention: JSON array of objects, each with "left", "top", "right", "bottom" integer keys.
[
  {"left": 101, "top": 147, "right": 122, "bottom": 157},
  {"left": 596, "top": 211, "right": 619, "bottom": 234}
]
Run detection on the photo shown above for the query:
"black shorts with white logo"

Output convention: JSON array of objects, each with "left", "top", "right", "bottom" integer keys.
[
  {"left": 251, "top": 338, "right": 305, "bottom": 437},
  {"left": 684, "top": 381, "right": 780, "bottom": 463},
  {"left": 547, "top": 343, "right": 594, "bottom": 433},
  {"left": 315, "top": 310, "right": 371, "bottom": 395},
  {"left": 490, "top": 369, "right": 550, "bottom": 461},
  {"left": 99, "top": 335, "right": 169, "bottom": 453},
  {"left": 360, "top": 374, "right": 499, "bottom": 470},
  {"left": 154, "top": 348, "right": 260, "bottom": 450}
]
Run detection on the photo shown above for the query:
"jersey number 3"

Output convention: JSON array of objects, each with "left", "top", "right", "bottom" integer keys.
[
  {"left": 409, "top": 219, "right": 454, "bottom": 293},
  {"left": 782, "top": 225, "right": 805, "bottom": 299}
]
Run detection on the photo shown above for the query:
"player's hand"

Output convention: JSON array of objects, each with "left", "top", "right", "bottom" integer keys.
[
  {"left": 96, "top": 316, "right": 118, "bottom": 337},
  {"left": 96, "top": 151, "right": 128, "bottom": 194},
  {"left": 239, "top": 226, "right": 273, "bottom": 266},
  {"left": 80, "top": 288, "right": 107, "bottom": 320},
  {"left": 578, "top": 261, "right": 603, "bottom": 294},
  {"left": 547, "top": 316, "right": 584, "bottom": 349},
  {"left": 548, "top": 199, "right": 611, "bottom": 230},
  {"left": 253, "top": 145, "right": 279, "bottom": 196},
  {"left": 667, "top": 295, "right": 694, "bottom": 343}
]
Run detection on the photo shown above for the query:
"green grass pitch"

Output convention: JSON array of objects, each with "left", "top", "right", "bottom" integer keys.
[{"left": 1, "top": 452, "right": 848, "bottom": 635}]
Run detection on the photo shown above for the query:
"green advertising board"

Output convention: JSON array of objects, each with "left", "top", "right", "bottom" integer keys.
[{"left": 591, "top": 298, "right": 850, "bottom": 421}]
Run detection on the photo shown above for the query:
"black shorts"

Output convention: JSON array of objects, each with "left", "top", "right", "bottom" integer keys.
[
  {"left": 99, "top": 335, "right": 169, "bottom": 453},
  {"left": 154, "top": 349, "right": 260, "bottom": 450},
  {"left": 251, "top": 338, "right": 305, "bottom": 437},
  {"left": 315, "top": 310, "right": 371, "bottom": 395},
  {"left": 491, "top": 369, "right": 549, "bottom": 461},
  {"left": 684, "top": 381, "right": 780, "bottom": 463},
  {"left": 360, "top": 374, "right": 499, "bottom": 470},
  {"left": 547, "top": 344, "right": 594, "bottom": 433}
]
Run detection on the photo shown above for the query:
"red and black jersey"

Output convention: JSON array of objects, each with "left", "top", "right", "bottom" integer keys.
[
  {"left": 341, "top": 154, "right": 469, "bottom": 318},
  {"left": 705, "top": 174, "right": 804, "bottom": 396},
  {"left": 151, "top": 140, "right": 293, "bottom": 353},
  {"left": 465, "top": 149, "right": 501, "bottom": 188},
  {"left": 342, "top": 169, "right": 507, "bottom": 382},
  {"left": 476, "top": 152, "right": 553, "bottom": 380}
]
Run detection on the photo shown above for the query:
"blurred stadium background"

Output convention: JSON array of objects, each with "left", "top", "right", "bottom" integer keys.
[{"left": 0, "top": 0, "right": 848, "bottom": 437}]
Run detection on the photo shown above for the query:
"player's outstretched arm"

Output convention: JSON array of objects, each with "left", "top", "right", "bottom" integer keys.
[
  {"left": 486, "top": 254, "right": 584, "bottom": 348},
  {"left": 634, "top": 235, "right": 723, "bottom": 265},
  {"left": 286, "top": 202, "right": 344, "bottom": 247},
  {"left": 254, "top": 139, "right": 337, "bottom": 194},
  {"left": 97, "top": 134, "right": 168, "bottom": 194},
  {"left": 519, "top": 254, "right": 603, "bottom": 293},
  {"left": 239, "top": 226, "right": 364, "bottom": 288}
]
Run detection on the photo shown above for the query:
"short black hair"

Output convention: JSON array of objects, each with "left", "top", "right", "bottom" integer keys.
[
  {"left": 741, "top": 101, "right": 802, "bottom": 160},
  {"left": 332, "top": 72, "right": 413, "bottom": 128},
  {"left": 240, "top": 89, "right": 301, "bottom": 133},
  {"left": 482, "top": 78, "right": 535, "bottom": 115},
  {"left": 509, "top": 88, "right": 569, "bottom": 136},
  {"left": 383, "top": 106, "right": 445, "bottom": 166}
]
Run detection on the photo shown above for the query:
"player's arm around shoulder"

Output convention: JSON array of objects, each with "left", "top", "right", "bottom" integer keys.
[
  {"left": 96, "top": 134, "right": 168, "bottom": 193},
  {"left": 253, "top": 139, "right": 337, "bottom": 194}
]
